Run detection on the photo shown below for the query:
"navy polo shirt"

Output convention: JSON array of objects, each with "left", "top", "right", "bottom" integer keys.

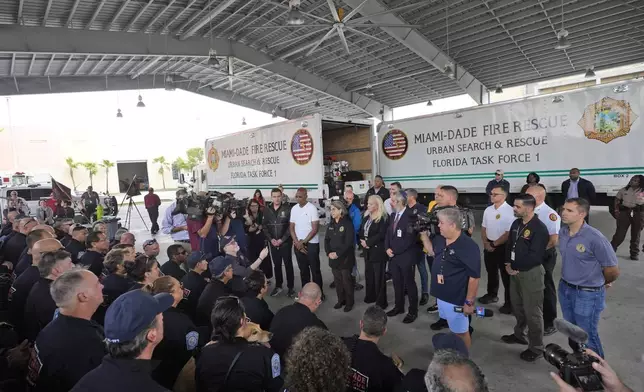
[
  {"left": 202, "top": 224, "right": 220, "bottom": 258},
  {"left": 559, "top": 223, "right": 617, "bottom": 287},
  {"left": 429, "top": 233, "right": 481, "bottom": 305}
]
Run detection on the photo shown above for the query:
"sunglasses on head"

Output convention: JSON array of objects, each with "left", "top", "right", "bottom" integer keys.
[{"left": 143, "top": 239, "right": 158, "bottom": 247}]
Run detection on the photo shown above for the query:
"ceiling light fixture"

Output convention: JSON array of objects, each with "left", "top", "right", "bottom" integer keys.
[
  {"left": 271, "top": 108, "right": 278, "bottom": 118},
  {"left": 208, "top": 49, "right": 220, "bottom": 68},
  {"left": 286, "top": 0, "right": 305, "bottom": 25},
  {"left": 443, "top": 62, "right": 455, "bottom": 79},
  {"left": 116, "top": 108, "right": 123, "bottom": 118},
  {"left": 455, "top": 113, "right": 463, "bottom": 118},
  {"left": 552, "top": 95, "right": 564, "bottom": 103},
  {"left": 426, "top": 100, "right": 433, "bottom": 106},
  {"left": 136, "top": 78, "right": 146, "bottom": 107},
  {"left": 495, "top": 84, "right": 504, "bottom": 94},
  {"left": 314, "top": 101, "right": 320, "bottom": 107},
  {"left": 242, "top": 117, "right": 247, "bottom": 125},
  {"left": 494, "top": 57, "right": 503, "bottom": 93},
  {"left": 584, "top": 67, "right": 596, "bottom": 79},
  {"left": 554, "top": 0, "right": 571, "bottom": 50},
  {"left": 364, "top": 85, "right": 375, "bottom": 97}
]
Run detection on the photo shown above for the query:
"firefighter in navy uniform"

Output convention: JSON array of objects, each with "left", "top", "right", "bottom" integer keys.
[
  {"left": 79, "top": 231, "right": 109, "bottom": 277},
  {"left": 344, "top": 306, "right": 403, "bottom": 392},
  {"left": 144, "top": 276, "right": 207, "bottom": 390},
  {"left": 27, "top": 269, "right": 106, "bottom": 392},
  {"left": 195, "top": 296, "right": 284, "bottom": 392},
  {"left": 65, "top": 225, "right": 88, "bottom": 264},
  {"left": 180, "top": 251, "right": 210, "bottom": 322}
]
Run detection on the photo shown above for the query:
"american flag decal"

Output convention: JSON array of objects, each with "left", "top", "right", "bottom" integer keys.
[
  {"left": 382, "top": 129, "right": 408, "bottom": 160},
  {"left": 291, "top": 129, "right": 314, "bottom": 165}
]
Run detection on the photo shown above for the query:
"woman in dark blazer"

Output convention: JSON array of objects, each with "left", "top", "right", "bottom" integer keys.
[
  {"left": 325, "top": 200, "right": 356, "bottom": 312},
  {"left": 359, "top": 195, "right": 389, "bottom": 309}
]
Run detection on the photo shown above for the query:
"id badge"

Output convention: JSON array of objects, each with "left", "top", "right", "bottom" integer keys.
[
  {"left": 437, "top": 274, "right": 444, "bottom": 284},
  {"left": 396, "top": 229, "right": 402, "bottom": 238},
  {"left": 511, "top": 251, "right": 515, "bottom": 261}
]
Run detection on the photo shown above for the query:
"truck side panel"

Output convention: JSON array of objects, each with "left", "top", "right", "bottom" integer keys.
[{"left": 378, "top": 81, "right": 644, "bottom": 196}]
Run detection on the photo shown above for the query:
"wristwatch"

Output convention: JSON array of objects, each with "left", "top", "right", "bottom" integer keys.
[{"left": 464, "top": 299, "right": 475, "bottom": 306}]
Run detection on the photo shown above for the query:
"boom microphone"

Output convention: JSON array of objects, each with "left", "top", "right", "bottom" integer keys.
[{"left": 554, "top": 318, "right": 589, "bottom": 344}]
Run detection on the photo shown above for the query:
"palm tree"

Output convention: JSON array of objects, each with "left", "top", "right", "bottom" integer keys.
[
  {"left": 65, "top": 157, "right": 79, "bottom": 190},
  {"left": 81, "top": 162, "right": 99, "bottom": 188},
  {"left": 153, "top": 156, "right": 171, "bottom": 189},
  {"left": 99, "top": 160, "right": 115, "bottom": 194}
]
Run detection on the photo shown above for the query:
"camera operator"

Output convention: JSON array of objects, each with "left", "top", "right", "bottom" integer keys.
[
  {"left": 558, "top": 198, "right": 619, "bottom": 358},
  {"left": 188, "top": 203, "right": 226, "bottom": 259},
  {"left": 162, "top": 189, "right": 190, "bottom": 244},
  {"left": 550, "top": 348, "right": 633, "bottom": 392}
]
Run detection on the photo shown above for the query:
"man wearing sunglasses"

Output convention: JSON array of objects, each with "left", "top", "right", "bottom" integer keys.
[
  {"left": 485, "top": 170, "right": 510, "bottom": 203},
  {"left": 160, "top": 244, "right": 188, "bottom": 281}
]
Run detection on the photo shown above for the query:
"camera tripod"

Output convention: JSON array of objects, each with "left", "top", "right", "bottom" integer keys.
[{"left": 119, "top": 175, "right": 149, "bottom": 231}]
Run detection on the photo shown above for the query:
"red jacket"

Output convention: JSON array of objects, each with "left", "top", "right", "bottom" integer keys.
[{"left": 144, "top": 193, "right": 161, "bottom": 209}]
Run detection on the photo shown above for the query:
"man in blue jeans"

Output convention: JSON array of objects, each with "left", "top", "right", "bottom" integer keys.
[
  {"left": 405, "top": 189, "right": 429, "bottom": 305},
  {"left": 558, "top": 198, "right": 619, "bottom": 358}
]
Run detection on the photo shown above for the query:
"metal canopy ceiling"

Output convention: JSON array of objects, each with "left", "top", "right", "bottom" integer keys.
[{"left": 0, "top": 0, "right": 643, "bottom": 119}]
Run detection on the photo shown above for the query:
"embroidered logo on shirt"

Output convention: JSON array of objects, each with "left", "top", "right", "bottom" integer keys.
[
  {"left": 271, "top": 353, "right": 281, "bottom": 378},
  {"left": 576, "top": 244, "right": 586, "bottom": 253},
  {"left": 549, "top": 213, "right": 558, "bottom": 221},
  {"left": 495, "top": 214, "right": 501, "bottom": 220},
  {"left": 523, "top": 229, "right": 531, "bottom": 238},
  {"left": 339, "top": 226, "right": 345, "bottom": 232},
  {"left": 186, "top": 331, "right": 199, "bottom": 351}
]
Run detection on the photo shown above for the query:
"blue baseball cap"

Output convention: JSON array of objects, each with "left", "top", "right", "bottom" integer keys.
[
  {"left": 208, "top": 255, "right": 231, "bottom": 277},
  {"left": 432, "top": 332, "right": 469, "bottom": 358},
  {"left": 187, "top": 251, "right": 211, "bottom": 270},
  {"left": 104, "top": 290, "right": 173, "bottom": 343}
]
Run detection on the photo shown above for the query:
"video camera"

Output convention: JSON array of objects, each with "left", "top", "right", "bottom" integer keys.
[
  {"left": 171, "top": 190, "right": 248, "bottom": 220},
  {"left": 544, "top": 319, "right": 603, "bottom": 391},
  {"left": 411, "top": 205, "right": 472, "bottom": 236}
]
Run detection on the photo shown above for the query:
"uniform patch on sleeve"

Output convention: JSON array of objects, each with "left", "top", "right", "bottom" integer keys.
[
  {"left": 271, "top": 353, "right": 281, "bottom": 378},
  {"left": 549, "top": 213, "right": 558, "bottom": 221},
  {"left": 186, "top": 331, "right": 199, "bottom": 351},
  {"left": 182, "top": 287, "right": 191, "bottom": 299}
]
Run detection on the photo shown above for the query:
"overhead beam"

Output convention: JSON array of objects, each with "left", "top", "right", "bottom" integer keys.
[
  {"left": 123, "top": 0, "right": 154, "bottom": 32},
  {"left": 179, "top": 0, "right": 237, "bottom": 40},
  {"left": 0, "top": 25, "right": 388, "bottom": 117},
  {"left": 340, "top": 0, "right": 489, "bottom": 105},
  {"left": 86, "top": 0, "right": 107, "bottom": 30},
  {"left": 43, "top": 0, "right": 54, "bottom": 27},
  {"left": 0, "top": 75, "right": 288, "bottom": 118},
  {"left": 142, "top": 0, "right": 177, "bottom": 32},
  {"left": 66, "top": 0, "right": 82, "bottom": 27},
  {"left": 131, "top": 56, "right": 163, "bottom": 79}
]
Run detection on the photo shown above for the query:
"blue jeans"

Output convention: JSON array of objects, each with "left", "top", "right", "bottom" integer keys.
[
  {"left": 417, "top": 254, "right": 429, "bottom": 294},
  {"left": 557, "top": 280, "right": 606, "bottom": 358}
]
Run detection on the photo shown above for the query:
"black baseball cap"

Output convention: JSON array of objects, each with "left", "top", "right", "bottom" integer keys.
[
  {"left": 187, "top": 251, "right": 210, "bottom": 269},
  {"left": 432, "top": 332, "right": 469, "bottom": 358}
]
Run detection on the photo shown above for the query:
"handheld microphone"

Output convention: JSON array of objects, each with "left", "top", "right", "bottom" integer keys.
[
  {"left": 453, "top": 306, "right": 494, "bottom": 318},
  {"left": 554, "top": 318, "right": 589, "bottom": 344}
]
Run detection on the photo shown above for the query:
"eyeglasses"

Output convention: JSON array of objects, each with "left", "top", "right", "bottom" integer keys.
[{"left": 143, "top": 239, "right": 157, "bottom": 248}]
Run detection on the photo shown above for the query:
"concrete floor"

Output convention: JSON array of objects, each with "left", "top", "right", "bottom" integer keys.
[{"left": 122, "top": 203, "right": 644, "bottom": 392}]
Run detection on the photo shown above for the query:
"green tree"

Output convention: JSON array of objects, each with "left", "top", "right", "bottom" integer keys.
[
  {"left": 153, "top": 156, "right": 171, "bottom": 189},
  {"left": 65, "top": 157, "right": 79, "bottom": 190},
  {"left": 186, "top": 147, "right": 204, "bottom": 171},
  {"left": 81, "top": 162, "right": 99, "bottom": 188},
  {"left": 99, "top": 160, "right": 115, "bottom": 194}
]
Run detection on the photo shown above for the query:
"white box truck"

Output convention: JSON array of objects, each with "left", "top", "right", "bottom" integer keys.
[
  {"left": 376, "top": 80, "right": 644, "bottom": 207},
  {"left": 196, "top": 114, "right": 375, "bottom": 201}
]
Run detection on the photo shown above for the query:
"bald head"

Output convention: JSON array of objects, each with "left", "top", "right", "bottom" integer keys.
[
  {"left": 120, "top": 232, "right": 135, "bottom": 245},
  {"left": 32, "top": 239, "right": 63, "bottom": 263},
  {"left": 298, "top": 282, "right": 322, "bottom": 312},
  {"left": 20, "top": 218, "right": 38, "bottom": 234},
  {"left": 32, "top": 224, "right": 55, "bottom": 236},
  {"left": 526, "top": 185, "right": 546, "bottom": 205},
  {"left": 7, "top": 211, "right": 18, "bottom": 223},
  {"left": 295, "top": 188, "right": 308, "bottom": 206}
]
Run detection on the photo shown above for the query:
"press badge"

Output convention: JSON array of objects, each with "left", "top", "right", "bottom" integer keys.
[
  {"left": 396, "top": 229, "right": 402, "bottom": 238},
  {"left": 437, "top": 274, "right": 444, "bottom": 284}
]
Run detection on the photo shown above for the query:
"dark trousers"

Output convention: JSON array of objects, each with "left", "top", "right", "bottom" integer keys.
[
  {"left": 484, "top": 244, "right": 510, "bottom": 304},
  {"left": 147, "top": 206, "right": 159, "bottom": 233},
  {"left": 332, "top": 268, "right": 354, "bottom": 306},
  {"left": 543, "top": 249, "right": 558, "bottom": 329},
  {"left": 270, "top": 242, "right": 294, "bottom": 289},
  {"left": 611, "top": 207, "right": 642, "bottom": 257},
  {"left": 294, "top": 243, "right": 323, "bottom": 292},
  {"left": 364, "top": 261, "right": 388, "bottom": 309},
  {"left": 390, "top": 254, "right": 418, "bottom": 314}
]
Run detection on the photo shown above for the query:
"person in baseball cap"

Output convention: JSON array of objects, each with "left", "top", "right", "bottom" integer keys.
[
  {"left": 70, "top": 290, "right": 173, "bottom": 392},
  {"left": 187, "top": 251, "right": 211, "bottom": 271},
  {"left": 181, "top": 252, "right": 211, "bottom": 322},
  {"left": 196, "top": 256, "right": 234, "bottom": 327}
]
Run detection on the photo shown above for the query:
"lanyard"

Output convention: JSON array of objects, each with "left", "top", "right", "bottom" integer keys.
[{"left": 513, "top": 221, "right": 528, "bottom": 251}]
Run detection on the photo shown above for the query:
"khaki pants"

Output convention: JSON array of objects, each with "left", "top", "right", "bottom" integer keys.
[{"left": 510, "top": 265, "right": 545, "bottom": 353}]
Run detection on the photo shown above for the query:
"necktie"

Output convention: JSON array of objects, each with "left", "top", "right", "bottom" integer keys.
[{"left": 393, "top": 213, "right": 400, "bottom": 230}]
